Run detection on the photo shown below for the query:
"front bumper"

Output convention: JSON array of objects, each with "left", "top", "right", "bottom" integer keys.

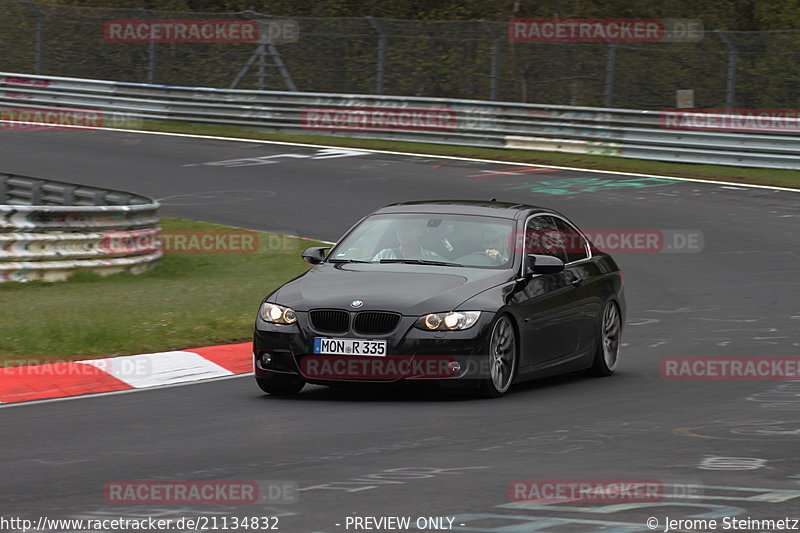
[{"left": 253, "top": 311, "right": 496, "bottom": 384}]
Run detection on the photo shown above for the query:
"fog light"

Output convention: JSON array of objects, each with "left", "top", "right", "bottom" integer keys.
[
  {"left": 260, "top": 352, "right": 272, "bottom": 367},
  {"left": 447, "top": 361, "right": 461, "bottom": 374}
]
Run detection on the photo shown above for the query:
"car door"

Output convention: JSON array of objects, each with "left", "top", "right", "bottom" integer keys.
[
  {"left": 512, "top": 214, "right": 587, "bottom": 368},
  {"left": 552, "top": 215, "right": 598, "bottom": 342}
]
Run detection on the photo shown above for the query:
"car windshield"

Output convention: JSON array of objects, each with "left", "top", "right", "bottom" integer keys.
[{"left": 328, "top": 213, "right": 515, "bottom": 268}]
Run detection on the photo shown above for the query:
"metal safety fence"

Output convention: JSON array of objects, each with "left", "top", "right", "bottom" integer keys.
[
  {"left": 1, "top": 72, "right": 798, "bottom": 170},
  {"left": 0, "top": 1, "right": 800, "bottom": 110},
  {"left": 0, "top": 173, "right": 162, "bottom": 282}
]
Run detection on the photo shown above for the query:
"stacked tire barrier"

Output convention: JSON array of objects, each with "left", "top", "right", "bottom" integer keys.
[
  {"left": 0, "top": 173, "right": 161, "bottom": 282},
  {"left": 2, "top": 72, "right": 800, "bottom": 169}
]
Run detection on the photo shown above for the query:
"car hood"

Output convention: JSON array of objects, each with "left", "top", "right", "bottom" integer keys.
[{"left": 273, "top": 263, "right": 513, "bottom": 314}]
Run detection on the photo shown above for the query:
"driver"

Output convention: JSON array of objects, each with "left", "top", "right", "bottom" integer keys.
[
  {"left": 373, "top": 220, "right": 444, "bottom": 261},
  {"left": 483, "top": 230, "right": 510, "bottom": 265}
]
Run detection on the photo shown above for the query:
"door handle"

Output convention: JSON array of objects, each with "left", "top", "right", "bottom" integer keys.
[{"left": 572, "top": 277, "right": 584, "bottom": 287}]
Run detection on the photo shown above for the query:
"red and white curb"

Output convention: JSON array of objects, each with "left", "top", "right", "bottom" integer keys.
[{"left": 0, "top": 342, "right": 251, "bottom": 404}]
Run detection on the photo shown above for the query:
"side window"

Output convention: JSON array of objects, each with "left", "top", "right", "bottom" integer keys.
[
  {"left": 525, "top": 215, "right": 568, "bottom": 263},
  {"left": 554, "top": 217, "right": 589, "bottom": 263}
]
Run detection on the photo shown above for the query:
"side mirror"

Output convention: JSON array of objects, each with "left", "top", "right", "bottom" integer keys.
[
  {"left": 301, "top": 246, "right": 329, "bottom": 265},
  {"left": 524, "top": 254, "right": 565, "bottom": 276}
]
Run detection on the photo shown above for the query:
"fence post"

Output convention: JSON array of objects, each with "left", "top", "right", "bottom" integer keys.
[
  {"left": 366, "top": 17, "right": 386, "bottom": 94},
  {"left": 716, "top": 30, "right": 737, "bottom": 110},
  {"left": 257, "top": 20, "right": 268, "bottom": 90},
  {"left": 604, "top": 42, "right": 616, "bottom": 107},
  {"left": 23, "top": 0, "right": 44, "bottom": 74},
  {"left": 140, "top": 9, "right": 156, "bottom": 84},
  {"left": 481, "top": 20, "right": 500, "bottom": 101}
]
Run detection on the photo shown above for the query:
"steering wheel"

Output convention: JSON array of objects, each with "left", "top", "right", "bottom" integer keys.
[{"left": 454, "top": 251, "right": 499, "bottom": 266}]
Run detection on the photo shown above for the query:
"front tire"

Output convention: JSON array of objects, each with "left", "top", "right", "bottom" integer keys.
[
  {"left": 590, "top": 300, "right": 621, "bottom": 376},
  {"left": 256, "top": 375, "right": 306, "bottom": 396},
  {"left": 478, "top": 315, "right": 517, "bottom": 398}
]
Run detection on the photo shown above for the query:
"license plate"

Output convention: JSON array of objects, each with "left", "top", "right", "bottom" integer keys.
[{"left": 313, "top": 338, "right": 386, "bottom": 356}]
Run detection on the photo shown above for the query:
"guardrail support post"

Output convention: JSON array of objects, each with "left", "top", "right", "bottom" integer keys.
[
  {"left": 366, "top": 17, "right": 386, "bottom": 95},
  {"left": 92, "top": 190, "right": 106, "bottom": 206},
  {"left": 481, "top": 21, "right": 500, "bottom": 101},
  {"left": 61, "top": 185, "right": 76, "bottom": 205},
  {"left": 29, "top": 181, "right": 43, "bottom": 204},
  {"left": 604, "top": 42, "right": 616, "bottom": 107},
  {"left": 716, "top": 31, "right": 738, "bottom": 110}
]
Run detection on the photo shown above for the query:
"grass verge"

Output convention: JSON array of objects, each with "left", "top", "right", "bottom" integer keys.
[
  {"left": 0, "top": 217, "right": 320, "bottom": 365},
  {"left": 136, "top": 119, "right": 799, "bottom": 190}
]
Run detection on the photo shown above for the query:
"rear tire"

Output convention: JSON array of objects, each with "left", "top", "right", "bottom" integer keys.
[
  {"left": 256, "top": 375, "right": 305, "bottom": 396},
  {"left": 590, "top": 300, "right": 621, "bottom": 377},
  {"left": 478, "top": 315, "right": 517, "bottom": 398}
]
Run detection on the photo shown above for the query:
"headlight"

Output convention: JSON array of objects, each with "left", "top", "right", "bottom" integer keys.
[
  {"left": 259, "top": 302, "right": 298, "bottom": 325},
  {"left": 415, "top": 311, "right": 481, "bottom": 331}
]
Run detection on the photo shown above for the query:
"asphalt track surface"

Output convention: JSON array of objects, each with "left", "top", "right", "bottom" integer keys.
[{"left": 1, "top": 128, "right": 799, "bottom": 533}]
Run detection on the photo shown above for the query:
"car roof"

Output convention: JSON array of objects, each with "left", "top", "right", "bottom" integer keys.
[{"left": 374, "top": 200, "right": 549, "bottom": 218}]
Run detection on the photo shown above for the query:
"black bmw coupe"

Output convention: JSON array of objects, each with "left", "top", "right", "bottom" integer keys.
[{"left": 253, "top": 200, "right": 625, "bottom": 397}]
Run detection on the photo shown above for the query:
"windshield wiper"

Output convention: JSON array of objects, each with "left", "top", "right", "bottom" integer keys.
[
  {"left": 379, "top": 259, "right": 463, "bottom": 267},
  {"left": 327, "top": 258, "right": 373, "bottom": 264}
]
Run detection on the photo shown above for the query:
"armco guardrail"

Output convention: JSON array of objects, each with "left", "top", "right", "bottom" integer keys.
[
  {"left": 1, "top": 72, "right": 799, "bottom": 169},
  {"left": 0, "top": 173, "right": 161, "bottom": 282}
]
